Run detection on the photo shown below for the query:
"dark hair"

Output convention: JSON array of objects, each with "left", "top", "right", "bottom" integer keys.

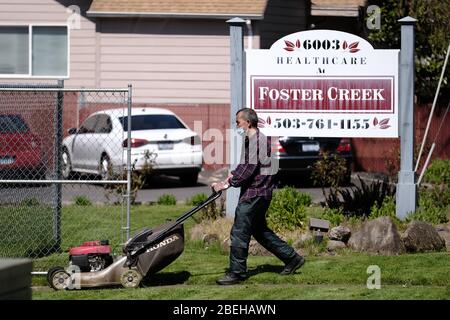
[{"left": 236, "top": 108, "right": 258, "bottom": 128}]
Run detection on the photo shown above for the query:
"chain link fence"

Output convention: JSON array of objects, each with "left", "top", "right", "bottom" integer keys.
[{"left": 0, "top": 83, "right": 132, "bottom": 271}]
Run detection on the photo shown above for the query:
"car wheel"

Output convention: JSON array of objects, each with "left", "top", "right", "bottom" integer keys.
[
  {"left": 61, "top": 149, "right": 73, "bottom": 179},
  {"left": 99, "top": 154, "right": 112, "bottom": 181},
  {"left": 179, "top": 172, "right": 199, "bottom": 186}
]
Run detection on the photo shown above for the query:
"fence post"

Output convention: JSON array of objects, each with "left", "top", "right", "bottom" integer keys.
[
  {"left": 226, "top": 17, "right": 245, "bottom": 217},
  {"left": 396, "top": 17, "right": 417, "bottom": 219},
  {"left": 53, "top": 80, "right": 64, "bottom": 252},
  {"left": 126, "top": 84, "right": 132, "bottom": 241}
]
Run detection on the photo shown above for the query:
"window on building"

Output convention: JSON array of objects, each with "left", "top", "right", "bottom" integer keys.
[{"left": 0, "top": 25, "right": 68, "bottom": 78}]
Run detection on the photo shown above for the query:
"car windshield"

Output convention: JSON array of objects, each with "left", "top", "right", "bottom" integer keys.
[
  {"left": 119, "top": 114, "right": 186, "bottom": 131},
  {"left": 0, "top": 115, "right": 29, "bottom": 133}
]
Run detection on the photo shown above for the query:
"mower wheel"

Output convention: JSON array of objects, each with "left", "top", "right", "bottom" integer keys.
[
  {"left": 120, "top": 269, "right": 142, "bottom": 289},
  {"left": 48, "top": 266, "right": 71, "bottom": 290}
]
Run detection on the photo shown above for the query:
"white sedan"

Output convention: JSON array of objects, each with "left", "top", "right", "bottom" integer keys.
[{"left": 62, "top": 108, "right": 203, "bottom": 185}]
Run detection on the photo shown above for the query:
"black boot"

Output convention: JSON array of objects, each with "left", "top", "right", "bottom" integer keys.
[
  {"left": 216, "top": 272, "right": 247, "bottom": 285},
  {"left": 280, "top": 254, "right": 305, "bottom": 275},
  {"left": 217, "top": 246, "right": 248, "bottom": 285}
]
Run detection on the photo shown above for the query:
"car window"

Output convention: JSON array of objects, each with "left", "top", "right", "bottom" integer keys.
[
  {"left": 0, "top": 115, "right": 29, "bottom": 133},
  {"left": 78, "top": 115, "right": 97, "bottom": 134},
  {"left": 119, "top": 114, "right": 186, "bottom": 131},
  {"left": 94, "top": 114, "right": 112, "bottom": 133}
]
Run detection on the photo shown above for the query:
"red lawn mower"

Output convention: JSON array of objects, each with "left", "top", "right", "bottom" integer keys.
[{"left": 47, "top": 190, "right": 222, "bottom": 290}]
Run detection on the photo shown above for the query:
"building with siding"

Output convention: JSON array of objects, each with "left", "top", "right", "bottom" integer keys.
[
  {"left": 0, "top": 0, "right": 312, "bottom": 169},
  {"left": 7, "top": 0, "right": 444, "bottom": 173},
  {"left": 0, "top": 0, "right": 309, "bottom": 102}
]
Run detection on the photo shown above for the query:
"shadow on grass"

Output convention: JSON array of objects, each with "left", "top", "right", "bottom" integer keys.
[
  {"left": 215, "top": 264, "right": 297, "bottom": 279},
  {"left": 141, "top": 271, "right": 191, "bottom": 287},
  {"left": 247, "top": 264, "right": 284, "bottom": 276}
]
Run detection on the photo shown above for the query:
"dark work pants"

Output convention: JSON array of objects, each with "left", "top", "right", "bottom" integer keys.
[{"left": 229, "top": 196, "right": 297, "bottom": 275}]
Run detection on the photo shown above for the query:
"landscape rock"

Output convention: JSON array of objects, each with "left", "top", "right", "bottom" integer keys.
[
  {"left": 435, "top": 223, "right": 450, "bottom": 251},
  {"left": 434, "top": 224, "right": 449, "bottom": 232},
  {"left": 401, "top": 220, "right": 445, "bottom": 252},
  {"left": 327, "top": 240, "right": 347, "bottom": 251},
  {"left": 437, "top": 231, "right": 450, "bottom": 252},
  {"left": 348, "top": 217, "right": 405, "bottom": 255},
  {"left": 329, "top": 226, "right": 351, "bottom": 243}
]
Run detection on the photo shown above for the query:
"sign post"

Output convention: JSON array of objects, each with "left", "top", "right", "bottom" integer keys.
[
  {"left": 226, "top": 18, "right": 245, "bottom": 217},
  {"left": 396, "top": 17, "right": 417, "bottom": 219},
  {"left": 228, "top": 26, "right": 415, "bottom": 220}
]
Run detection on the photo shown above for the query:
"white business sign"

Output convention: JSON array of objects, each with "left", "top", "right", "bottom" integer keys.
[{"left": 246, "top": 30, "right": 399, "bottom": 138}]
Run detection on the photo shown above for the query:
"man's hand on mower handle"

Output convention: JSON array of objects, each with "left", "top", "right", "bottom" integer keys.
[
  {"left": 211, "top": 181, "right": 229, "bottom": 192},
  {"left": 211, "top": 173, "right": 233, "bottom": 192}
]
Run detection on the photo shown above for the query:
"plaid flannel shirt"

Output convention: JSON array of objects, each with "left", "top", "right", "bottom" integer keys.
[{"left": 229, "top": 130, "right": 276, "bottom": 203}]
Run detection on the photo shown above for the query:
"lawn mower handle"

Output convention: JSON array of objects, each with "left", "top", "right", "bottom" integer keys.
[
  {"left": 175, "top": 189, "right": 222, "bottom": 225},
  {"left": 124, "top": 190, "right": 223, "bottom": 265}
]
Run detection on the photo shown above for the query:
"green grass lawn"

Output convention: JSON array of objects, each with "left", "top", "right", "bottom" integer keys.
[
  {"left": 33, "top": 247, "right": 450, "bottom": 299},
  {"left": 13, "top": 203, "right": 450, "bottom": 300},
  {"left": 0, "top": 204, "right": 55, "bottom": 257}
]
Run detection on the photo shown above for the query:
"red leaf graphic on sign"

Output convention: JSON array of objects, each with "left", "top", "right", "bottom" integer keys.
[
  {"left": 296, "top": 39, "right": 301, "bottom": 48},
  {"left": 379, "top": 118, "right": 390, "bottom": 126},
  {"left": 258, "top": 117, "right": 265, "bottom": 128},
  {"left": 343, "top": 41, "right": 348, "bottom": 50},
  {"left": 380, "top": 125, "right": 391, "bottom": 129},
  {"left": 349, "top": 41, "right": 359, "bottom": 49},
  {"left": 349, "top": 48, "right": 360, "bottom": 53},
  {"left": 284, "top": 40, "right": 295, "bottom": 48},
  {"left": 266, "top": 116, "right": 272, "bottom": 125},
  {"left": 373, "top": 117, "right": 378, "bottom": 126},
  {"left": 284, "top": 47, "right": 295, "bottom": 52}
]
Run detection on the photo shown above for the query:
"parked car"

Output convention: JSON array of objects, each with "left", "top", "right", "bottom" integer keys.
[
  {"left": 62, "top": 108, "right": 203, "bottom": 185},
  {"left": 0, "top": 114, "right": 44, "bottom": 179},
  {"left": 273, "top": 136, "right": 353, "bottom": 185}
]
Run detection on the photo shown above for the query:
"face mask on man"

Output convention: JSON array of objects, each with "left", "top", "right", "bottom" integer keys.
[{"left": 236, "top": 127, "right": 246, "bottom": 136}]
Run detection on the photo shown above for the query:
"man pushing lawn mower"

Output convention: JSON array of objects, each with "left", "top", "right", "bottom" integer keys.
[
  {"left": 47, "top": 108, "right": 303, "bottom": 290},
  {"left": 212, "top": 108, "right": 305, "bottom": 285}
]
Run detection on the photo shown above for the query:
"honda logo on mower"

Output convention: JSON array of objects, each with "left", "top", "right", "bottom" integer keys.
[{"left": 146, "top": 235, "right": 180, "bottom": 253}]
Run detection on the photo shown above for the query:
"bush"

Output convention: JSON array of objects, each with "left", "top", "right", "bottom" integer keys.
[
  {"left": 188, "top": 193, "right": 225, "bottom": 222},
  {"left": 364, "top": 186, "right": 449, "bottom": 225},
  {"left": 406, "top": 207, "right": 449, "bottom": 225},
  {"left": 267, "top": 187, "right": 310, "bottom": 231},
  {"left": 326, "top": 176, "right": 396, "bottom": 218},
  {"left": 104, "top": 150, "right": 155, "bottom": 204},
  {"left": 193, "top": 197, "right": 225, "bottom": 223},
  {"left": 369, "top": 195, "right": 396, "bottom": 220},
  {"left": 423, "top": 159, "right": 450, "bottom": 185},
  {"left": 157, "top": 194, "right": 177, "bottom": 205},
  {"left": 311, "top": 151, "right": 349, "bottom": 188},
  {"left": 406, "top": 190, "right": 450, "bottom": 225},
  {"left": 419, "top": 185, "right": 450, "bottom": 209},
  {"left": 321, "top": 208, "right": 345, "bottom": 227},
  {"left": 186, "top": 193, "right": 208, "bottom": 206},
  {"left": 73, "top": 196, "right": 92, "bottom": 206}
]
